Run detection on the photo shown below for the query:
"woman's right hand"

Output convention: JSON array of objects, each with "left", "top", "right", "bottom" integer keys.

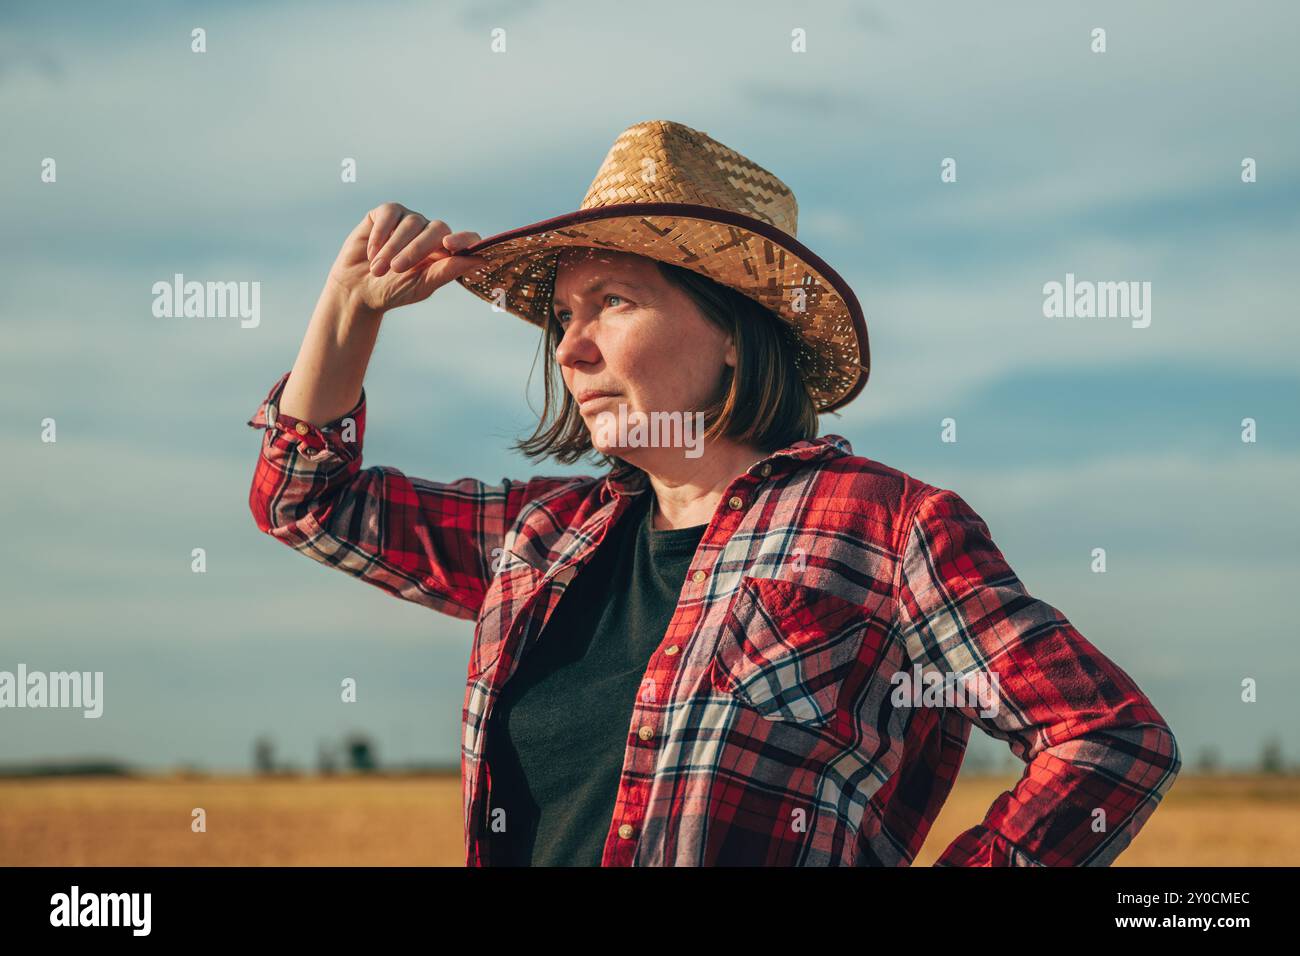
[{"left": 326, "top": 202, "right": 489, "bottom": 315}]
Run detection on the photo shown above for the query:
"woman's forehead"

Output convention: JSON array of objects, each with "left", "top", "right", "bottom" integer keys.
[{"left": 552, "top": 249, "right": 661, "bottom": 308}]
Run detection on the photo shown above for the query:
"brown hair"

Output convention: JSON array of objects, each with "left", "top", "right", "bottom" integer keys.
[{"left": 511, "top": 254, "right": 820, "bottom": 469}]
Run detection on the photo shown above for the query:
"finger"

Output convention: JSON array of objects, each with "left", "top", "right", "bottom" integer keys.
[
  {"left": 442, "top": 230, "right": 483, "bottom": 254},
  {"left": 416, "top": 252, "right": 489, "bottom": 294},
  {"left": 365, "top": 203, "right": 407, "bottom": 261},
  {"left": 391, "top": 220, "right": 456, "bottom": 273},
  {"left": 372, "top": 214, "right": 430, "bottom": 276}
]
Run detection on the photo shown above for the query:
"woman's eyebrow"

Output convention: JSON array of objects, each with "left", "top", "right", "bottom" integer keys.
[{"left": 552, "top": 278, "right": 639, "bottom": 308}]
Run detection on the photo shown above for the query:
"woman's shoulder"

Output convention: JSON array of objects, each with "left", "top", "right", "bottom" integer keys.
[{"left": 805, "top": 433, "right": 944, "bottom": 521}]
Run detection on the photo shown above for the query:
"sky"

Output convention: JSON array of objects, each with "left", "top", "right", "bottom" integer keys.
[{"left": 1, "top": 0, "right": 1298, "bottom": 773}]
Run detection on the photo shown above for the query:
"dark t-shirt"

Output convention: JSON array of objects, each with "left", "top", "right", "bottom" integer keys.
[{"left": 483, "top": 488, "right": 707, "bottom": 866}]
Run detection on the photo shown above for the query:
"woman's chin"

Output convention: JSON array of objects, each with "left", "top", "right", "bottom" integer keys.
[
  {"left": 587, "top": 431, "right": 636, "bottom": 461},
  {"left": 588, "top": 436, "right": 620, "bottom": 457}
]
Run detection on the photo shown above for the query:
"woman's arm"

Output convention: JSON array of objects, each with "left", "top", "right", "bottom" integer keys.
[
  {"left": 276, "top": 201, "right": 486, "bottom": 426},
  {"left": 893, "top": 488, "right": 1182, "bottom": 866},
  {"left": 246, "top": 203, "right": 584, "bottom": 619},
  {"left": 247, "top": 372, "right": 581, "bottom": 620},
  {"left": 274, "top": 281, "right": 383, "bottom": 427}
]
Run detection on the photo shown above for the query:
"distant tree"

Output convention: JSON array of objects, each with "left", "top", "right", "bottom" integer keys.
[
  {"left": 1259, "top": 738, "right": 1284, "bottom": 775},
  {"left": 1195, "top": 747, "right": 1220, "bottom": 775},
  {"left": 317, "top": 741, "right": 338, "bottom": 775},
  {"left": 345, "top": 733, "right": 377, "bottom": 772},
  {"left": 963, "top": 748, "right": 990, "bottom": 773},
  {"left": 253, "top": 736, "right": 275, "bottom": 774}
]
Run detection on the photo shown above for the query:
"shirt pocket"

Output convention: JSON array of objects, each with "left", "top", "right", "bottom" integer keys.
[
  {"left": 469, "top": 554, "right": 549, "bottom": 680},
  {"left": 708, "top": 575, "right": 872, "bottom": 728}
]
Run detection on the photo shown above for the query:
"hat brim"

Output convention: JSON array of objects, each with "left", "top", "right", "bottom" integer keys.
[{"left": 454, "top": 201, "right": 869, "bottom": 413}]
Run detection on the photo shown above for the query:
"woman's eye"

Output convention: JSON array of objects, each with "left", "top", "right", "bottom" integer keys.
[{"left": 554, "top": 295, "right": 624, "bottom": 329}]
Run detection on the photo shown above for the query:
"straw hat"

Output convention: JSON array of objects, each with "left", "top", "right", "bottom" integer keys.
[{"left": 455, "top": 119, "right": 869, "bottom": 413}]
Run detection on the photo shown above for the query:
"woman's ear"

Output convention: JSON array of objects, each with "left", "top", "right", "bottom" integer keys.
[{"left": 724, "top": 334, "right": 737, "bottom": 369}]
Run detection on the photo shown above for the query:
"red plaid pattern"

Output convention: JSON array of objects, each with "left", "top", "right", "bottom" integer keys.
[{"left": 248, "top": 370, "right": 1181, "bottom": 866}]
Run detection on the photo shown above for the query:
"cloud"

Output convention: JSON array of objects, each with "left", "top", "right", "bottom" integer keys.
[{"left": 4, "top": 0, "right": 1298, "bottom": 767}]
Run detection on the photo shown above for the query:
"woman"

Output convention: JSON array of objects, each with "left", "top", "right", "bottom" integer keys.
[{"left": 247, "top": 120, "right": 1180, "bottom": 866}]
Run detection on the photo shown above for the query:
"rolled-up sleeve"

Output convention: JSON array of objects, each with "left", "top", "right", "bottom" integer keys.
[
  {"left": 246, "top": 370, "right": 567, "bottom": 621},
  {"left": 894, "top": 488, "right": 1181, "bottom": 866}
]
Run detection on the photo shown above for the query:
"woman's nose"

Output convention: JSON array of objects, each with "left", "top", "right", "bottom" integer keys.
[{"left": 555, "top": 322, "right": 597, "bottom": 368}]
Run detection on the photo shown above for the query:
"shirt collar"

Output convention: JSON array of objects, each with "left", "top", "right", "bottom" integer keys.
[{"left": 600, "top": 433, "right": 854, "bottom": 502}]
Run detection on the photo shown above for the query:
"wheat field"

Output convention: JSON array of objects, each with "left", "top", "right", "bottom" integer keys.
[{"left": 1, "top": 773, "right": 1296, "bottom": 866}]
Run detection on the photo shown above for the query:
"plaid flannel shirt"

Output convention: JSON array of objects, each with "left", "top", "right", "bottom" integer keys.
[{"left": 247, "top": 370, "right": 1181, "bottom": 866}]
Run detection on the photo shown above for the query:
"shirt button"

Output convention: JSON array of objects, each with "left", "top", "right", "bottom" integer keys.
[
  {"left": 637, "top": 725, "right": 654, "bottom": 741},
  {"left": 618, "top": 824, "right": 635, "bottom": 840},
  {"left": 664, "top": 644, "right": 680, "bottom": 656},
  {"left": 294, "top": 421, "right": 310, "bottom": 436},
  {"left": 727, "top": 495, "right": 744, "bottom": 510},
  {"left": 759, "top": 463, "right": 772, "bottom": 477},
  {"left": 691, "top": 569, "right": 707, "bottom": 583}
]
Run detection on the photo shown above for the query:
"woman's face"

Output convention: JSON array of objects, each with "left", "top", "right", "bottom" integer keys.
[{"left": 552, "top": 247, "right": 735, "bottom": 458}]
